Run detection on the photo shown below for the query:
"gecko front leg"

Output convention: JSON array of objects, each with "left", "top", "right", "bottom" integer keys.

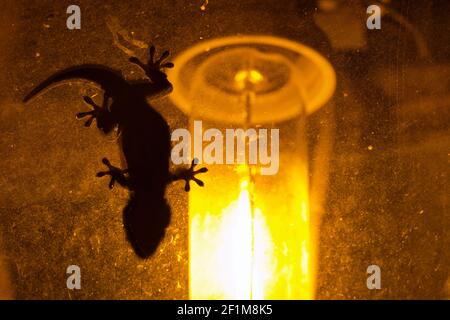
[
  {"left": 129, "top": 45, "right": 174, "bottom": 98},
  {"left": 129, "top": 45, "right": 174, "bottom": 81},
  {"left": 96, "top": 158, "right": 130, "bottom": 189},
  {"left": 170, "top": 158, "right": 208, "bottom": 192}
]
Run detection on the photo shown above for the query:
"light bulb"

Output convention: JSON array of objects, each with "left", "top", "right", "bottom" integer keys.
[{"left": 168, "top": 35, "right": 336, "bottom": 299}]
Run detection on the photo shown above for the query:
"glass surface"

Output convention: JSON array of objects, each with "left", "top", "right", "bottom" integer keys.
[{"left": 0, "top": 0, "right": 448, "bottom": 299}]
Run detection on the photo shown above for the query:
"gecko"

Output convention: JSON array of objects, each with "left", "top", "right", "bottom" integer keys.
[{"left": 23, "top": 45, "right": 207, "bottom": 258}]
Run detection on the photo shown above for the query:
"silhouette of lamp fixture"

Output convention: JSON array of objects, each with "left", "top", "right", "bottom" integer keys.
[{"left": 168, "top": 35, "right": 336, "bottom": 299}]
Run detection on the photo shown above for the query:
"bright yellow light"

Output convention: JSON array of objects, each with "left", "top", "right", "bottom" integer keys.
[
  {"left": 234, "top": 69, "right": 264, "bottom": 88},
  {"left": 189, "top": 162, "right": 313, "bottom": 299},
  {"left": 190, "top": 174, "right": 255, "bottom": 299}
]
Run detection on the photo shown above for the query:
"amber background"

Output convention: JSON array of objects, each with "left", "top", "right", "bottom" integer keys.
[{"left": 0, "top": 0, "right": 448, "bottom": 299}]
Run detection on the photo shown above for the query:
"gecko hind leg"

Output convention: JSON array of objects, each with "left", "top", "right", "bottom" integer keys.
[
  {"left": 96, "top": 158, "right": 129, "bottom": 189},
  {"left": 76, "top": 92, "right": 112, "bottom": 129}
]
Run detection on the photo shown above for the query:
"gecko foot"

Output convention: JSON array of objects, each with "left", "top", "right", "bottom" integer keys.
[
  {"left": 129, "top": 45, "right": 174, "bottom": 79},
  {"left": 76, "top": 96, "right": 103, "bottom": 127},
  {"left": 76, "top": 93, "right": 116, "bottom": 134},
  {"left": 171, "top": 158, "right": 208, "bottom": 192},
  {"left": 96, "top": 158, "right": 129, "bottom": 189}
]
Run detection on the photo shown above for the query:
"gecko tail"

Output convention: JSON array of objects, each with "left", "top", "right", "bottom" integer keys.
[
  {"left": 23, "top": 64, "right": 127, "bottom": 103},
  {"left": 123, "top": 191, "right": 171, "bottom": 259}
]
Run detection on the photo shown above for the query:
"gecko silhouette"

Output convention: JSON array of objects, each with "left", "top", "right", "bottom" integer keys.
[{"left": 23, "top": 45, "right": 207, "bottom": 258}]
